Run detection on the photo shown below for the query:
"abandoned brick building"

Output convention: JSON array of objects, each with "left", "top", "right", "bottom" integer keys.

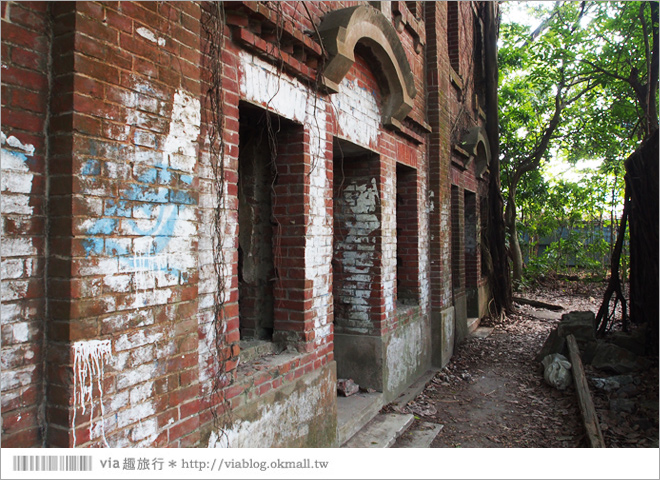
[{"left": 1, "top": 1, "right": 495, "bottom": 447}]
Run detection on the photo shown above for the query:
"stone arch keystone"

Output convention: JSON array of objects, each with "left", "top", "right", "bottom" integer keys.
[{"left": 318, "top": 5, "right": 417, "bottom": 130}]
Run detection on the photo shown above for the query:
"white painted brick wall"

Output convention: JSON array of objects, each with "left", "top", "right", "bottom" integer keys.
[
  {"left": 1, "top": 131, "right": 38, "bottom": 399},
  {"left": 332, "top": 78, "right": 381, "bottom": 150}
]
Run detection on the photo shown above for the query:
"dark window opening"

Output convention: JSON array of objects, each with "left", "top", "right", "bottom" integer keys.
[
  {"left": 451, "top": 185, "right": 462, "bottom": 290},
  {"left": 464, "top": 190, "right": 477, "bottom": 289},
  {"left": 396, "top": 163, "right": 419, "bottom": 306},
  {"left": 238, "top": 105, "right": 277, "bottom": 341}
]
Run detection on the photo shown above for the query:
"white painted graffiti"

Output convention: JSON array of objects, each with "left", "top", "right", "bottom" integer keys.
[{"left": 72, "top": 339, "right": 112, "bottom": 447}]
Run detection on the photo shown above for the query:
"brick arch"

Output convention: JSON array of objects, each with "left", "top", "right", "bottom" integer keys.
[{"left": 318, "top": 5, "right": 416, "bottom": 130}]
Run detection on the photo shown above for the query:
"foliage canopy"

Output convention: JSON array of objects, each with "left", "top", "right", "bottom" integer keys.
[{"left": 498, "top": 1, "right": 657, "bottom": 285}]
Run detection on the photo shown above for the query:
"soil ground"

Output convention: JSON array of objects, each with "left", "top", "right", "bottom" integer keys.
[{"left": 391, "top": 278, "right": 659, "bottom": 448}]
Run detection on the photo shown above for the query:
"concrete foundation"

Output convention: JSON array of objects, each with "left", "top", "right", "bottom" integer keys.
[
  {"left": 334, "top": 311, "right": 431, "bottom": 402},
  {"left": 335, "top": 334, "right": 384, "bottom": 392},
  {"left": 208, "top": 362, "right": 338, "bottom": 448},
  {"left": 431, "top": 307, "right": 455, "bottom": 368},
  {"left": 454, "top": 293, "right": 468, "bottom": 346},
  {"left": 383, "top": 312, "right": 431, "bottom": 403}
]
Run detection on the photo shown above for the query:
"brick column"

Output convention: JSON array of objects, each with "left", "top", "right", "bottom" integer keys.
[
  {"left": 272, "top": 127, "right": 314, "bottom": 351},
  {"left": 426, "top": 2, "right": 457, "bottom": 367},
  {"left": 1, "top": 0, "right": 52, "bottom": 447},
  {"left": 44, "top": 1, "right": 204, "bottom": 447}
]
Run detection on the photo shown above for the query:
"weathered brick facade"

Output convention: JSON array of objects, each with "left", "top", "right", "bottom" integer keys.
[{"left": 1, "top": 1, "right": 494, "bottom": 447}]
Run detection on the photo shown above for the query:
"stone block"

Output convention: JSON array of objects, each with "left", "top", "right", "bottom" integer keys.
[
  {"left": 535, "top": 327, "right": 566, "bottom": 362},
  {"left": 557, "top": 311, "right": 596, "bottom": 344},
  {"left": 608, "top": 329, "right": 647, "bottom": 356},
  {"left": 591, "top": 342, "right": 642, "bottom": 374}
]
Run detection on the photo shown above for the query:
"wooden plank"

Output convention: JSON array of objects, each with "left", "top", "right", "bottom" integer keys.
[
  {"left": 513, "top": 296, "right": 564, "bottom": 311},
  {"left": 566, "top": 334, "right": 606, "bottom": 448}
]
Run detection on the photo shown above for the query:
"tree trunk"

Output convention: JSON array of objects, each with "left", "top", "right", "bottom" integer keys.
[
  {"left": 483, "top": 2, "right": 512, "bottom": 314},
  {"left": 625, "top": 129, "right": 659, "bottom": 354},
  {"left": 505, "top": 192, "right": 524, "bottom": 285}
]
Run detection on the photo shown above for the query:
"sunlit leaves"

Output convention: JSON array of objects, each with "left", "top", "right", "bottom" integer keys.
[{"left": 498, "top": 1, "right": 652, "bottom": 281}]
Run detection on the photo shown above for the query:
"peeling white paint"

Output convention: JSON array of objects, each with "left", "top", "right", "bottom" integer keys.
[
  {"left": 419, "top": 177, "right": 430, "bottom": 310},
  {"left": 334, "top": 178, "right": 382, "bottom": 330},
  {"left": 86, "top": 85, "right": 200, "bottom": 319},
  {"left": 115, "top": 401, "right": 155, "bottom": 428},
  {"left": 1, "top": 132, "right": 35, "bottom": 217},
  {"left": 382, "top": 174, "right": 396, "bottom": 316},
  {"left": 2, "top": 133, "right": 35, "bottom": 155},
  {"left": 208, "top": 373, "right": 324, "bottom": 448},
  {"left": 332, "top": 78, "right": 380, "bottom": 149},
  {"left": 441, "top": 203, "right": 452, "bottom": 305},
  {"left": 1, "top": 131, "right": 37, "bottom": 399},
  {"left": 163, "top": 90, "right": 201, "bottom": 172},
  {"left": 386, "top": 319, "right": 423, "bottom": 392},
  {"left": 136, "top": 27, "right": 166, "bottom": 46},
  {"left": 12, "top": 322, "right": 29, "bottom": 342},
  {"left": 72, "top": 339, "right": 112, "bottom": 447},
  {"left": 239, "top": 51, "right": 309, "bottom": 125},
  {"left": 1, "top": 364, "right": 36, "bottom": 392}
]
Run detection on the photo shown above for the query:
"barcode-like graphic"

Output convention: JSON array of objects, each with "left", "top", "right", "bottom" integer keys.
[{"left": 13, "top": 455, "right": 92, "bottom": 472}]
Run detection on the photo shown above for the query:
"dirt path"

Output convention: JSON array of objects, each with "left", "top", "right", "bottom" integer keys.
[
  {"left": 393, "top": 280, "right": 658, "bottom": 448},
  {"left": 423, "top": 309, "right": 583, "bottom": 448}
]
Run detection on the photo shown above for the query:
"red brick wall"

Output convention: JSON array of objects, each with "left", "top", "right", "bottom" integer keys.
[
  {"left": 447, "top": 1, "right": 459, "bottom": 72},
  {"left": 426, "top": 1, "right": 454, "bottom": 309},
  {"left": 43, "top": 1, "right": 205, "bottom": 448},
  {"left": 1, "top": 0, "right": 489, "bottom": 447},
  {"left": 427, "top": 1, "right": 489, "bottom": 309},
  {"left": 1, "top": 0, "right": 51, "bottom": 448}
]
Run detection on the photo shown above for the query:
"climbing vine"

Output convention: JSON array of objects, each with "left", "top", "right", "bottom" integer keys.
[
  {"left": 201, "top": 0, "right": 232, "bottom": 438},
  {"left": 199, "top": 1, "right": 332, "bottom": 439}
]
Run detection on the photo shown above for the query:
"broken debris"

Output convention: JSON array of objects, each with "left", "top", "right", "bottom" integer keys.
[{"left": 337, "top": 378, "right": 360, "bottom": 397}]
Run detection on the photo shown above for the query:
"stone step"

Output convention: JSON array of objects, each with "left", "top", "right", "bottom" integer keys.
[
  {"left": 470, "top": 326, "right": 494, "bottom": 339},
  {"left": 336, "top": 392, "right": 383, "bottom": 447},
  {"left": 393, "top": 421, "right": 444, "bottom": 448},
  {"left": 342, "top": 413, "right": 414, "bottom": 448},
  {"left": 467, "top": 317, "right": 480, "bottom": 335}
]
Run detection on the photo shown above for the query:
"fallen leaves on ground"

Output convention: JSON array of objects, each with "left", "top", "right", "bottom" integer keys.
[{"left": 396, "top": 279, "right": 658, "bottom": 448}]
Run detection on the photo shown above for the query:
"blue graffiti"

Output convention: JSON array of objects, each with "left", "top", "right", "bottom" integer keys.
[
  {"left": 2, "top": 148, "right": 31, "bottom": 168},
  {"left": 81, "top": 159, "right": 101, "bottom": 176},
  {"left": 80, "top": 160, "right": 195, "bottom": 277}
]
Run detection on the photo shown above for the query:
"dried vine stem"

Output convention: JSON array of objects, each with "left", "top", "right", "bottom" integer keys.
[{"left": 201, "top": 0, "right": 232, "bottom": 436}]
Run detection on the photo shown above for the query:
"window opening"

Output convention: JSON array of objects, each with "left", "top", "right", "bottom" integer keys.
[{"left": 396, "top": 163, "right": 419, "bottom": 306}]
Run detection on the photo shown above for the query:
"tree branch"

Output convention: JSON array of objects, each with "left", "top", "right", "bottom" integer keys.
[
  {"left": 564, "top": 80, "right": 597, "bottom": 106},
  {"left": 521, "top": 1, "right": 562, "bottom": 48},
  {"left": 580, "top": 59, "right": 629, "bottom": 84}
]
